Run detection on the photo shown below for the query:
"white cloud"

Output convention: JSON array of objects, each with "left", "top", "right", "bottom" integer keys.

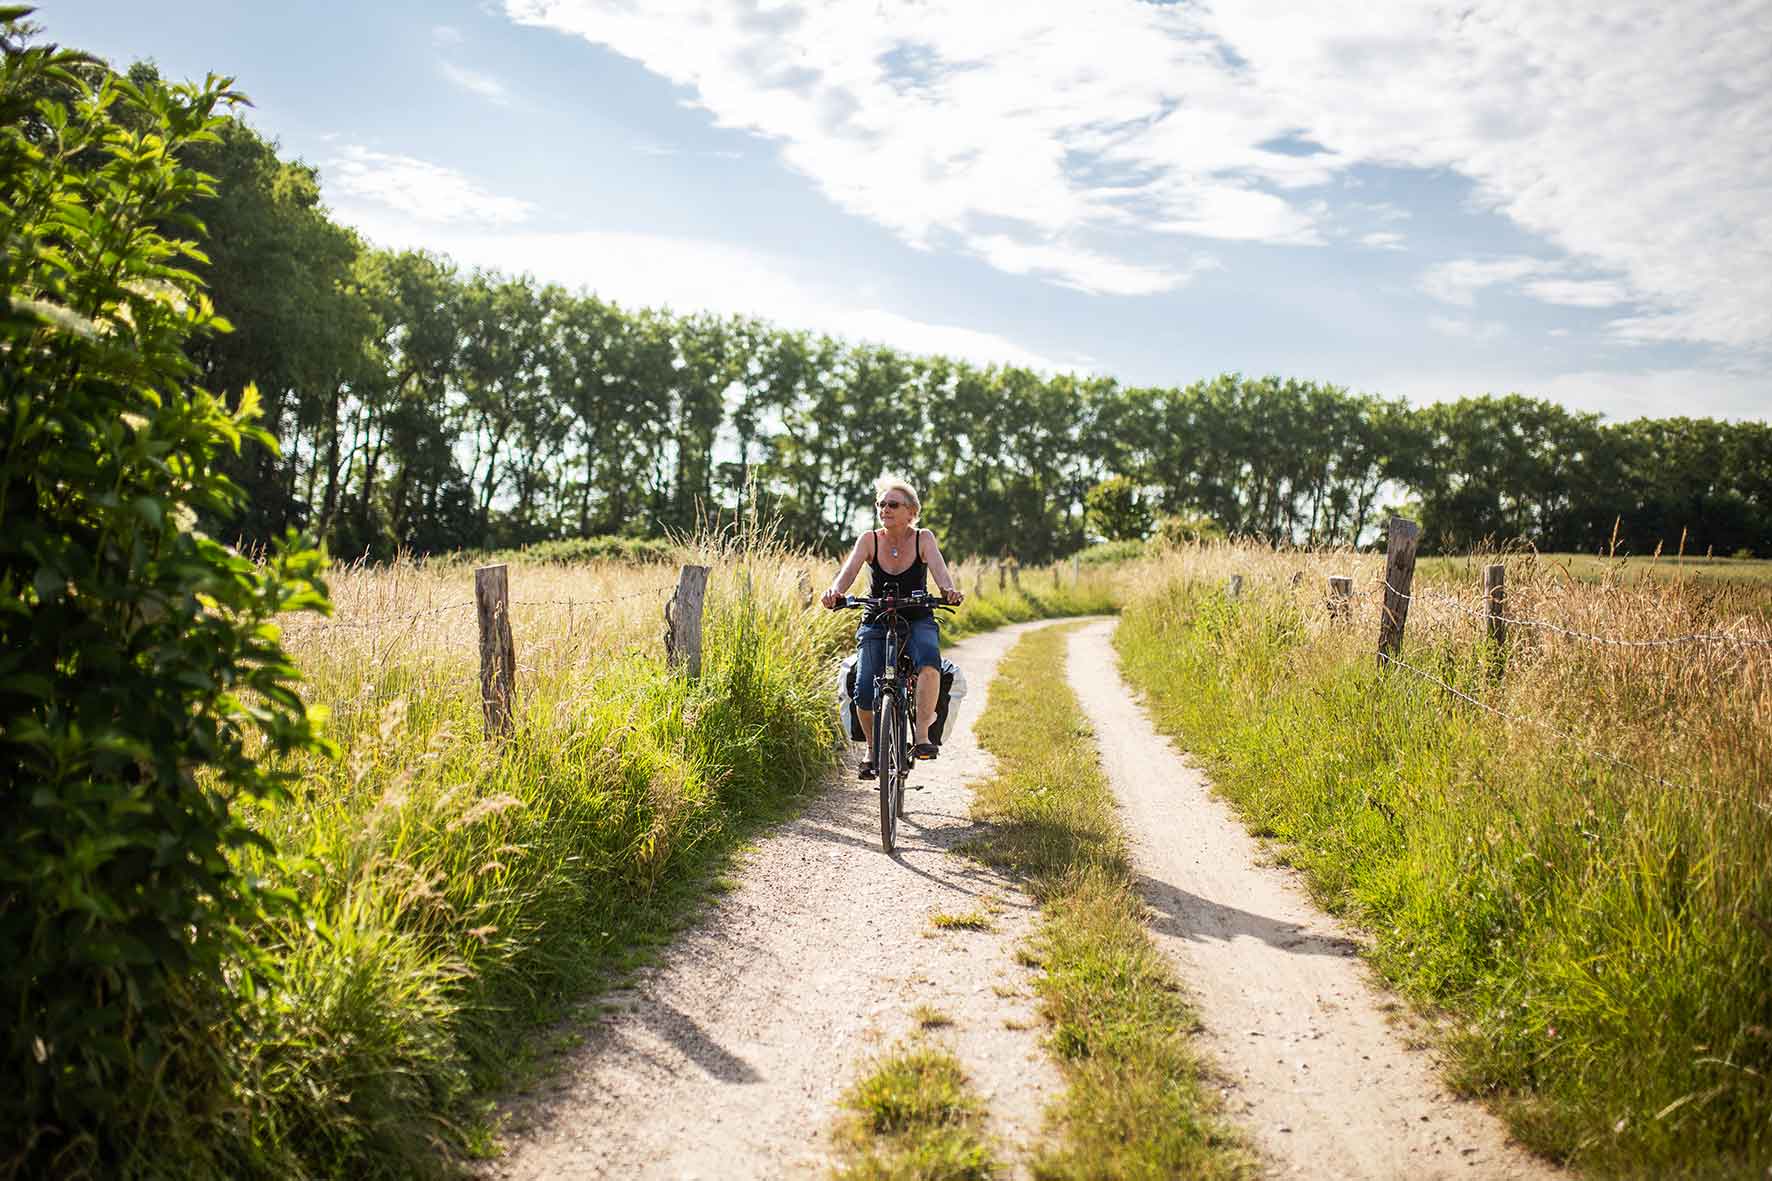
[
  {"left": 1366, "top": 366, "right": 1772, "bottom": 422},
  {"left": 1533, "top": 369, "right": 1772, "bottom": 422},
  {"left": 438, "top": 60, "right": 512, "bottom": 105},
  {"left": 500, "top": 0, "right": 1771, "bottom": 351},
  {"left": 1523, "top": 278, "right": 1632, "bottom": 309},
  {"left": 965, "top": 234, "right": 1194, "bottom": 296},
  {"left": 1421, "top": 258, "right": 1636, "bottom": 313},
  {"left": 1429, "top": 315, "right": 1507, "bottom": 341},
  {"left": 1419, "top": 257, "right": 1555, "bottom": 307},
  {"left": 431, "top": 25, "right": 464, "bottom": 47},
  {"left": 1360, "top": 231, "right": 1405, "bottom": 251},
  {"left": 330, "top": 205, "right": 1076, "bottom": 371},
  {"left": 327, "top": 147, "right": 535, "bottom": 225}
]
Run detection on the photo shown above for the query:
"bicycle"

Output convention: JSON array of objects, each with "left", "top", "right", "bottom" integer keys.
[{"left": 836, "top": 591, "right": 958, "bottom": 853}]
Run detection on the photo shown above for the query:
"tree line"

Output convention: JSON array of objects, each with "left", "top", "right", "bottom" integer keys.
[{"left": 127, "top": 72, "right": 1771, "bottom": 563}]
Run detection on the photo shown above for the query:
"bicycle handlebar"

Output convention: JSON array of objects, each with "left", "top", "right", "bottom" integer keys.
[{"left": 833, "top": 591, "right": 958, "bottom": 612}]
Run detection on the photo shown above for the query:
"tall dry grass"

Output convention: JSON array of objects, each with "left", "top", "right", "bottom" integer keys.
[
  {"left": 140, "top": 527, "right": 1119, "bottom": 1180},
  {"left": 1116, "top": 540, "right": 1771, "bottom": 1177}
]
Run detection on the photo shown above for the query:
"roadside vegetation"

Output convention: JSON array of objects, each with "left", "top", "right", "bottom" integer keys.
[
  {"left": 830, "top": 1039, "right": 1003, "bottom": 1181},
  {"left": 1116, "top": 542, "right": 1772, "bottom": 1177},
  {"left": 138, "top": 542, "right": 1118, "bottom": 1178},
  {"left": 964, "top": 626, "right": 1254, "bottom": 1180}
]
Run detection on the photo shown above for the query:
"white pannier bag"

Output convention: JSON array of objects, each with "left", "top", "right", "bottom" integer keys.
[{"left": 835, "top": 656, "right": 968, "bottom": 746}]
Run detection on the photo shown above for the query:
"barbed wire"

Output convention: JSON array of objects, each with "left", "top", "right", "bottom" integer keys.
[
  {"left": 286, "top": 600, "right": 477, "bottom": 631},
  {"left": 511, "top": 582, "right": 679, "bottom": 609},
  {"left": 1379, "top": 581, "right": 1772, "bottom": 651},
  {"left": 286, "top": 581, "right": 683, "bottom": 632},
  {"left": 1377, "top": 649, "right": 1765, "bottom": 813}
]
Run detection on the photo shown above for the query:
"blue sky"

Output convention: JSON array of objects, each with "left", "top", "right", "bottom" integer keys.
[{"left": 45, "top": 0, "right": 1772, "bottom": 422}]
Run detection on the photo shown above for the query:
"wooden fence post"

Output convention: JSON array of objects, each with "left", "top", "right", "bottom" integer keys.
[
  {"left": 1327, "top": 575, "right": 1353, "bottom": 623},
  {"left": 997, "top": 562, "right": 1006, "bottom": 592},
  {"left": 475, "top": 564, "right": 516, "bottom": 738},
  {"left": 664, "top": 564, "right": 711, "bottom": 678},
  {"left": 1053, "top": 565, "right": 1061, "bottom": 590},
  {"left": 973, "top": 565, "right": 983, "bottom": 598},
  {"left": 1376, "top": 517, "right": 1421, "bottom": 669},
  {"left": 1010, "top": 563, "right": 1021, "bottom": 591},
  {"left": 1227, "top": 573, "right": 1243, "bottom": 599},
  {"left": 1071, "top": 555, "right": 1081, "bottom": 585},
  {"left": 1483, "top": 563, "right": 1506, "bottom": 647}
]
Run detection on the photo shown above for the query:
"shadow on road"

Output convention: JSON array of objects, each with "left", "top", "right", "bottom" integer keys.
[
  {"left": 1135, "top": 872, "right": 1361, "bottom": 958},
  {"left": 634, "top": 998, "right": 762, "bottom": 1084}
]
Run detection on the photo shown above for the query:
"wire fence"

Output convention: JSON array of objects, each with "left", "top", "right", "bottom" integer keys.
[
  {"left": 288, "top": 581, "right": 682, "bottom": 633},
  {"left": 1373, "top": 650, "right": 1763, "bottom": 811},
  {"left": 1377, "top": 580, "right": 1772, "bottom": 651}
]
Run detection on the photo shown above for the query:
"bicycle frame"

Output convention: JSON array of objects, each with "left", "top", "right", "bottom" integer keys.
[{"left": 837, "top": 592, "right": 955, "bottom": 852}]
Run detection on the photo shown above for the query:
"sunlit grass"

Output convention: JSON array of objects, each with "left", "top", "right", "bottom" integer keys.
[
  {"left": 831, "top": 1040, "right": 1002, "bottom": 1181},
  {"left": 966, "top": 625, "right": 1254, "bottom": 1181},
  {"left": 1115, "top": 540, "right": 1772, "bottom": 1177},
  {"left": 149, "top": 531, "right": 1126, "bottom": 1179}
]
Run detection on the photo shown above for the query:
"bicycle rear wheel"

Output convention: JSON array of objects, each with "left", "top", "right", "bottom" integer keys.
[{"left": 877, "top": 696, "right": 902, "bottom": 852}]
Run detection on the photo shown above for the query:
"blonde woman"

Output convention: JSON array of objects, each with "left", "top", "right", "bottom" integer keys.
[{"left": 821, "top": 475, "right": 964, "bottom": 777}]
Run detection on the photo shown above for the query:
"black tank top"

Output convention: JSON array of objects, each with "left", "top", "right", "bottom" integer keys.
[{"left": 867, "top": 529, "right": 929, "bottom": 610}]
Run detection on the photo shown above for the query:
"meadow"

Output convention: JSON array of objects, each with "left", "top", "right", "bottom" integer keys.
[
  {"left": 141, "top": 535, "right": 1118, "bottom": 1180},
  {"left": 1114, "top": 540, "right": 1771, "bottom": 1176}
]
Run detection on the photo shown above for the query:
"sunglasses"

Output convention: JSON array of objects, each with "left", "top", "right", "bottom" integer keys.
[{"left": 876, "top": 498, "right": 909, "bottom": 510}]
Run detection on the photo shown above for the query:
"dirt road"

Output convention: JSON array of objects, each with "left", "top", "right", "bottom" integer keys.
[
  {"left": 484, "top": 617, "right": 1553, "bottom": 1179},
  {"left": 482, "top": 621, "right": 1063, "bottom": 1180},
  {"left": 1066, "top": 620, "right": 1554, "bottom": 1179}
]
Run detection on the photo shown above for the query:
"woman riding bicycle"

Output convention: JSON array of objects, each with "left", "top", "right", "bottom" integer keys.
[{"left": 820, "top": 475, "right": 964, "bottom": 779}]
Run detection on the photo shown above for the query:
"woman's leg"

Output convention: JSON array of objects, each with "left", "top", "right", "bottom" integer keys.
[
  {"left": 909, "top": 616, "right": 942, "bottom": 745},
  {"left": 914, "top": 666, "right": 938, "bottom": 743},
  {"left": 854, "top": 623, "right": 884, "bottom": 765}
]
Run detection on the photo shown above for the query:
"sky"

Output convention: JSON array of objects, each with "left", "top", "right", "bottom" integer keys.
[{"left": 43, "top": 0, "right": 1772, "bottom": 423}]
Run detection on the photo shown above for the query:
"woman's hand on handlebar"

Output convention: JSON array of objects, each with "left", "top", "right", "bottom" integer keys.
[
  {"left": 821, "top": 587, "right": 844, "bottom": 610},
  {"left": 941, "top": 586, "right": 964, "bottom": 606}
]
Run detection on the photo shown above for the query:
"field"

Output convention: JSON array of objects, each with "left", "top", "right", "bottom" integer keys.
[
  {"left": 1114, "top": 540, "right": 1771, "bottom": 1176},
  {"left": 139, "top": 538, "right": 1117, "bottom": 1179}
]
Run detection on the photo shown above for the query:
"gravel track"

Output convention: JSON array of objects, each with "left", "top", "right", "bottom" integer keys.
[
  {"left": 482, "top": 616, "right": 1560, "bottom": 1180},
  {"left": 481, "top": 620, "right": 1064, "bottom": 1180},
  {"left": 1066, "top": 620, "right": 1558, "bottom": 1180}
]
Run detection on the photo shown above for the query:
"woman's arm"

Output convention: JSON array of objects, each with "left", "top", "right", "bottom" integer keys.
[
  {"left": 921, "top": 530, "right": 964, "bottom": 604},
  {"left": 821, "top": 533, "right": 872, "bottom": 608}
]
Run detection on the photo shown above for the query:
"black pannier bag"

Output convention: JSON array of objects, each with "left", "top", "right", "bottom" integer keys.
[{"left": 836, "top": 656, "right": 969, "bottom": 745}]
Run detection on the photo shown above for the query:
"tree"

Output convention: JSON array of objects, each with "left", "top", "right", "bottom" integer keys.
[{"left": 1086, "top": 475, "right": 1154, "bottom": 542}]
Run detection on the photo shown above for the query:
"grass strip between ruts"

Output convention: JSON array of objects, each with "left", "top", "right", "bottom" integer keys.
[
  {"left": 961, "top": 623, "right": 1255, "bottom": 1180},
  {"left": 830, "top": 1039, "right": 1004, "bottom": 1181}
]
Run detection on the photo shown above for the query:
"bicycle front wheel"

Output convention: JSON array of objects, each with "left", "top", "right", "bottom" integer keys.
[{"left": 877, "top": 697, "right": 902, "bottom": 853}]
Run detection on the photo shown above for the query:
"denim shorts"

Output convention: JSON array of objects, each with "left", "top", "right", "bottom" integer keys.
[{"left": 853, "top": 614, "right": 940, "bottom": 711}]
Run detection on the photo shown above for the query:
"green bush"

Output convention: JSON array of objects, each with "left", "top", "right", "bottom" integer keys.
[
  {"left": 0, "top": 17, "right": 331, "bottom": 1174},
  {"left": 1076, "top": 538, "right": 1148, "bottom": 566}
]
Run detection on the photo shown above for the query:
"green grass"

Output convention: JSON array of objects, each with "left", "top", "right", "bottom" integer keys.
[
  {"left": 112, "top": 547, "right": 1127, "bottom": 1181},
  {"left": 1115, "top": 578, "right": 1772, "bottom": 1178},
  {"left": 831, "top": 1041, "right": 1003, "bottom": 1181},
  {"left": 938, "top": 573, "right": 1120, "bottom": 642},
  {"left": 963, "top": 625, "right": 1253, "bottom": 1180},
  {"left": 929, "top": 909, "right": 995, "bottom": 932}
]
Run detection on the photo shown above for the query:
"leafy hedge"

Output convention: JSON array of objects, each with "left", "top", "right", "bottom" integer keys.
[{"left": 0, "top": 16, "right": 331, "bottom": 1175}]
